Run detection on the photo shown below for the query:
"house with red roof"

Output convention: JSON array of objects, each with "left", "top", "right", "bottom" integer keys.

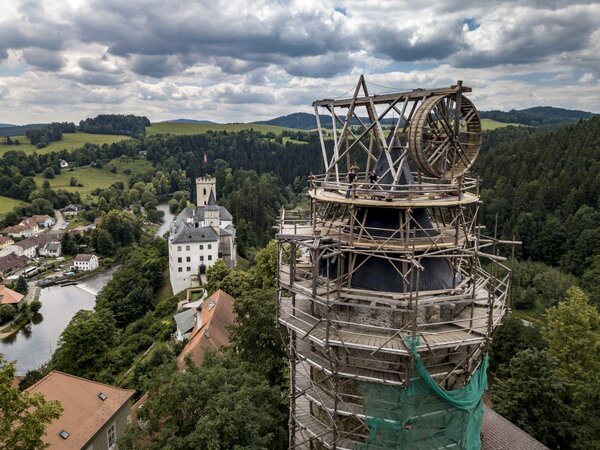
[{"left": 27, "top": 371, "right": 135, "bottom": 450}]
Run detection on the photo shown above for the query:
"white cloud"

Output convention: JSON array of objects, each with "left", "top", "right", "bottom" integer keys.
[{"left": 0, "top": 0, "right": 600, "bottom": 124}]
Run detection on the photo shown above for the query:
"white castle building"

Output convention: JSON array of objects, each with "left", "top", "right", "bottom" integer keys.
[{"left": 168, "top": 176, "right": 237, "bottom": 295}]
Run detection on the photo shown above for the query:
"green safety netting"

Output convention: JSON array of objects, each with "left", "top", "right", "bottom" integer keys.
[{"left": 357, "top": 336, "right": 488, "bottom": 450}]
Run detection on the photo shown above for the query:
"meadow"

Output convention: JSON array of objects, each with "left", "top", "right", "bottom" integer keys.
[
  {"left": 33, "top": 157, "right": 153, "bottom": 201},
  {"left": 0, "top": 196, "right": 27, "bottom": 215},
  {"left": 146, "top": 122, "right": 289, "bottom": 136},
  {"left": 0, "top": 132, "right": 131, "bottom": 156},
  {"left": 480, "top": 118, "right": 522, "bottom": 130}
]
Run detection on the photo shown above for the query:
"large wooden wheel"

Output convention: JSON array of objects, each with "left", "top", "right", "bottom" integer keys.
[{"left": 408, "top": 94, "right": 482, "bottom": 179}]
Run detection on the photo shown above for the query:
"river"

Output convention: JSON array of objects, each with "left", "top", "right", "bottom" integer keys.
[
  {"left": 0, "top": 268, "right": 118, "bottom": 375},
  {"left": 156, "top": 203, "right": 176, "bottom": 238}
]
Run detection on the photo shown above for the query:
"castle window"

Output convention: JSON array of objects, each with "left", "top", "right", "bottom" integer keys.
[
  {"left": 200, "top": 255, "right": 204, "bottom": 261},
  {"left": 186, "top": 256, "right": 191, "bottom": 262},
  {"left": 186, "top": 245, "right": 190, "bottom": 251},
  {"left": 186, "top": 266, "right": 191, "bottom": 272},
  {"left": 178, "top": 267, "right": 182, "bottom": 272},
  {"left": 203, "top": 188, "right": 206, "bottom": 195},
  {"left": 177, "top": 257, "right": 182, "bottom": 263},
  {"left": 200, "top": 245, "right": 203, "bottom": 250},
  {"left": 177, "top": 246, "right": 181, "bottom": 251},
  {"left": 208, "top": 255, "right": 212, "bottom": 261},
  {"left": 208, "top": 244, "right": 212, "bottom": 249}
]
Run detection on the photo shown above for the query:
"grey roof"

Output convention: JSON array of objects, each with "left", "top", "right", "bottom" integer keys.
[
  {"left": 218, "top": 206, "right": 232, "bottom": 221},
  {"left": 0, "top": 254, "right": 29, "bottom": 273},
  {"left": 174, "top": 308, "right": 196, "bottom": 335},
  {"left": 174, "top": 203, "right": 233, "bottom": 226},
  {"left": 482, "top": 405, "right": 549, "bottom": 450},
  {"left": 207, "top": 190, "right": 216, "bottom": 206},
  {"left": 171, "top": 225, "right": 219, "bottom": 244},
  {"left": 224, "top": 224, "right": 236, "bottom": 238},
  {"left": 46, "top": 241, "right": 61, "bottom": 252}
]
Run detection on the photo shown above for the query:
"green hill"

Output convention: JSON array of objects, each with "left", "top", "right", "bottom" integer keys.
[
  {"left": 147, "top": 122, "right": 289, "bottom": 136},
  {"left": 480, "top": 106, "right": 594, "bottom": 126},
  {"left": 474, "top": 115, "right": 600, "bottom": 274},
  {"left": 0, "top": 132, "right": 131, "bottom": 156}
]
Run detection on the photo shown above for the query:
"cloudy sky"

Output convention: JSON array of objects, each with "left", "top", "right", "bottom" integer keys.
[{"left": 1, "top": 0, "right": 599, "bottom": 124}]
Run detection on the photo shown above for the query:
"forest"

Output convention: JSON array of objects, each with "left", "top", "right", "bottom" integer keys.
[
  {"left": 78, "top": 114, "right": 151, "bottom": 137},
  {"left": 2, "top": 114, "right": 600, "bottom": 449}
]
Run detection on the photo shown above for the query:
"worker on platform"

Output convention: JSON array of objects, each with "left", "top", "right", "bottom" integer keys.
[
  {"left": 369, "top": 169, "right": 378, "bottom": 186},
  {"left": 345, "top": 164, "right": 359, "bottom": 198}
]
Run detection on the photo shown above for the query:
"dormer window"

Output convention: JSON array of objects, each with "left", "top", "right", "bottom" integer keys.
[
  {"left": 59, "top": 430, "right": 70, "bottom": 440},
  {"left": 98, "top": 392, "right": 108, "bottom": 401}
]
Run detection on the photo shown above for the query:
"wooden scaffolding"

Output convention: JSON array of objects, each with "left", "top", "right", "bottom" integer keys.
[{"left": 277, "top": 77, "right": 513, "bottom": 449}]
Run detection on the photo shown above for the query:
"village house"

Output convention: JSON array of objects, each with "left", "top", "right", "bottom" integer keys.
[
  {"left": 0, "top": 284, "right": 24, "bottom": 305},
  {"left": 0, "top": 232, "right": 61, "bottom": 259},
  {"left": 3, "top": 224, "right": 35, "bottom": 239},
  {"left": 176, "top": 289, "right": 235, "bottom": 369},
  {"left": 0, "top": 236, "right": 14, "bottom": 249},
  {"left": 27, "top": 371, "right": 135, "bottom": 450},
  {"left": 132, "top": 289, "right": 236, "bottom": 429},
  {"left": 20, "top": 217, "right": 40, "bottom": 234},
  {"left": 0, "top": 253, "right": 29, "bottom": 278},
  {"left": 31, "top": 214, "right": 55, "bottom": 229},
  {"left": 39, "top": 241, "right": 62, "bottom": 258},
  {"left": 73, "top": 253, "right": 99, "bottom": 271},
  {"left": 61, "top": 204, "right": 81, "bottom": 217},
  {"left": 59, "top": 159, "right": 69, "bottom": 168}
]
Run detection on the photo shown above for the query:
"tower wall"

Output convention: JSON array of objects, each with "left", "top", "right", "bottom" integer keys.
[{"left": 196, "top": 176, "right": 216, "bottom": 206}]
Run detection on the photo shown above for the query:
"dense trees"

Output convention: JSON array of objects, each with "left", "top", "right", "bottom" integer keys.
[
  {"left": 50, "top": 309, "right": 119, "bottom": 379},
  {"left": 0, "top": 355, "right": 63, "bottom": 450},
  {"left": 480, "top": 106, "right": 594, "bottom": 126},
  {"left": 25, "top": 122, "right": 75, "bottom": 148},
  {"left": 79, "top": 114, "right": 150, "bottom": 137},
  {"left": 123, "top": 353, "right": 287, "bottom": 450},
  {"left": 492, "top": 288, "right": 600, "bottom": 449},
  {"left": 96, "top": 242, "right": 166, "bottom": 328},
  {"left": 475, "top": 116, "right": 600, "bottom": 276}
]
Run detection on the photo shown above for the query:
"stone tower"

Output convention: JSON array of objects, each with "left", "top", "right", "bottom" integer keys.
[
  {"left": 196, "top": 176, "right": 216, "bottom": 207},
  {"left": 277, "top": 77, "right": 513, "bottom": 449}
]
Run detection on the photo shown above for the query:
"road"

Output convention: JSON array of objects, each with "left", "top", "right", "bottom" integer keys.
[{"left": 52, "top": 209, "right": 64, "bottom": 230}]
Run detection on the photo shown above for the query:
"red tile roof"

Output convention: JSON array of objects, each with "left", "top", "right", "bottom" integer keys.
[
  {"left": 177, "top": 289, "right": 236, "bottom": 369},
  {"left": 0, "top": 284, "right": 24, "bottom": 304},
  {"left": 27, "top": 371, "right": 134, "bottom": 449}
]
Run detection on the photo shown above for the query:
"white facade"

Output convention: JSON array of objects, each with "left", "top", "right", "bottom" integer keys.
[
  {"left": 73, "top": 254, "right": 99, "bottom": 271},
  {"left": 169, "top": 238, "right": 219, "bottom": 295},
  {"left": 168, "top": 178, "right": 236, "bottom": 295}
]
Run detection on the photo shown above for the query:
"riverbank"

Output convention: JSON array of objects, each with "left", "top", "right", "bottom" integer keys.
[{"left": 0, "top": 268, "right": 117, "bottom": 374}]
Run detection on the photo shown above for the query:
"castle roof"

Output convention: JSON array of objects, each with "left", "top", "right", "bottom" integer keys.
[{"left": 171, "top": 225, "right": 219, "bottom": 244}]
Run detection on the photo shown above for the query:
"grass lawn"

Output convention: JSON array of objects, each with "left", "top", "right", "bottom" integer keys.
[
  {"left": 147, "top": 122, "right": 290, "bottom": 136},
  {"left": 0, "top": 132, "right": 132, "bottom": 156},
  {"left": 33, "top": 157, "right": 153, "bottom": 201},
  {"left": 481, "top": 118, "right": 523, "bottom": 130},
  {"left": 0, "top": 196, "right": 26, "bottom": 215}
]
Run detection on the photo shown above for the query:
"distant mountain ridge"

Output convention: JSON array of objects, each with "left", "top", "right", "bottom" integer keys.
[
  {"left": 479, "top": 106, "right": 594, "bottom": 126},
  {"left": 256, "top": 107, "right": 596, "bottom": 130},
  {"left": 164, "top": 118, "right": 218, "bottom": 124},
  {"left": 0, "top": 123, "right": 46, "bottom": 137},
  {"left": 253, "top": 112, "right": 398, "bottom": 130}
]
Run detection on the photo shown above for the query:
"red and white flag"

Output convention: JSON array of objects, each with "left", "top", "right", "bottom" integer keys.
[{"left": 203, "top": 153, "right": 208, "bottom": 165}]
